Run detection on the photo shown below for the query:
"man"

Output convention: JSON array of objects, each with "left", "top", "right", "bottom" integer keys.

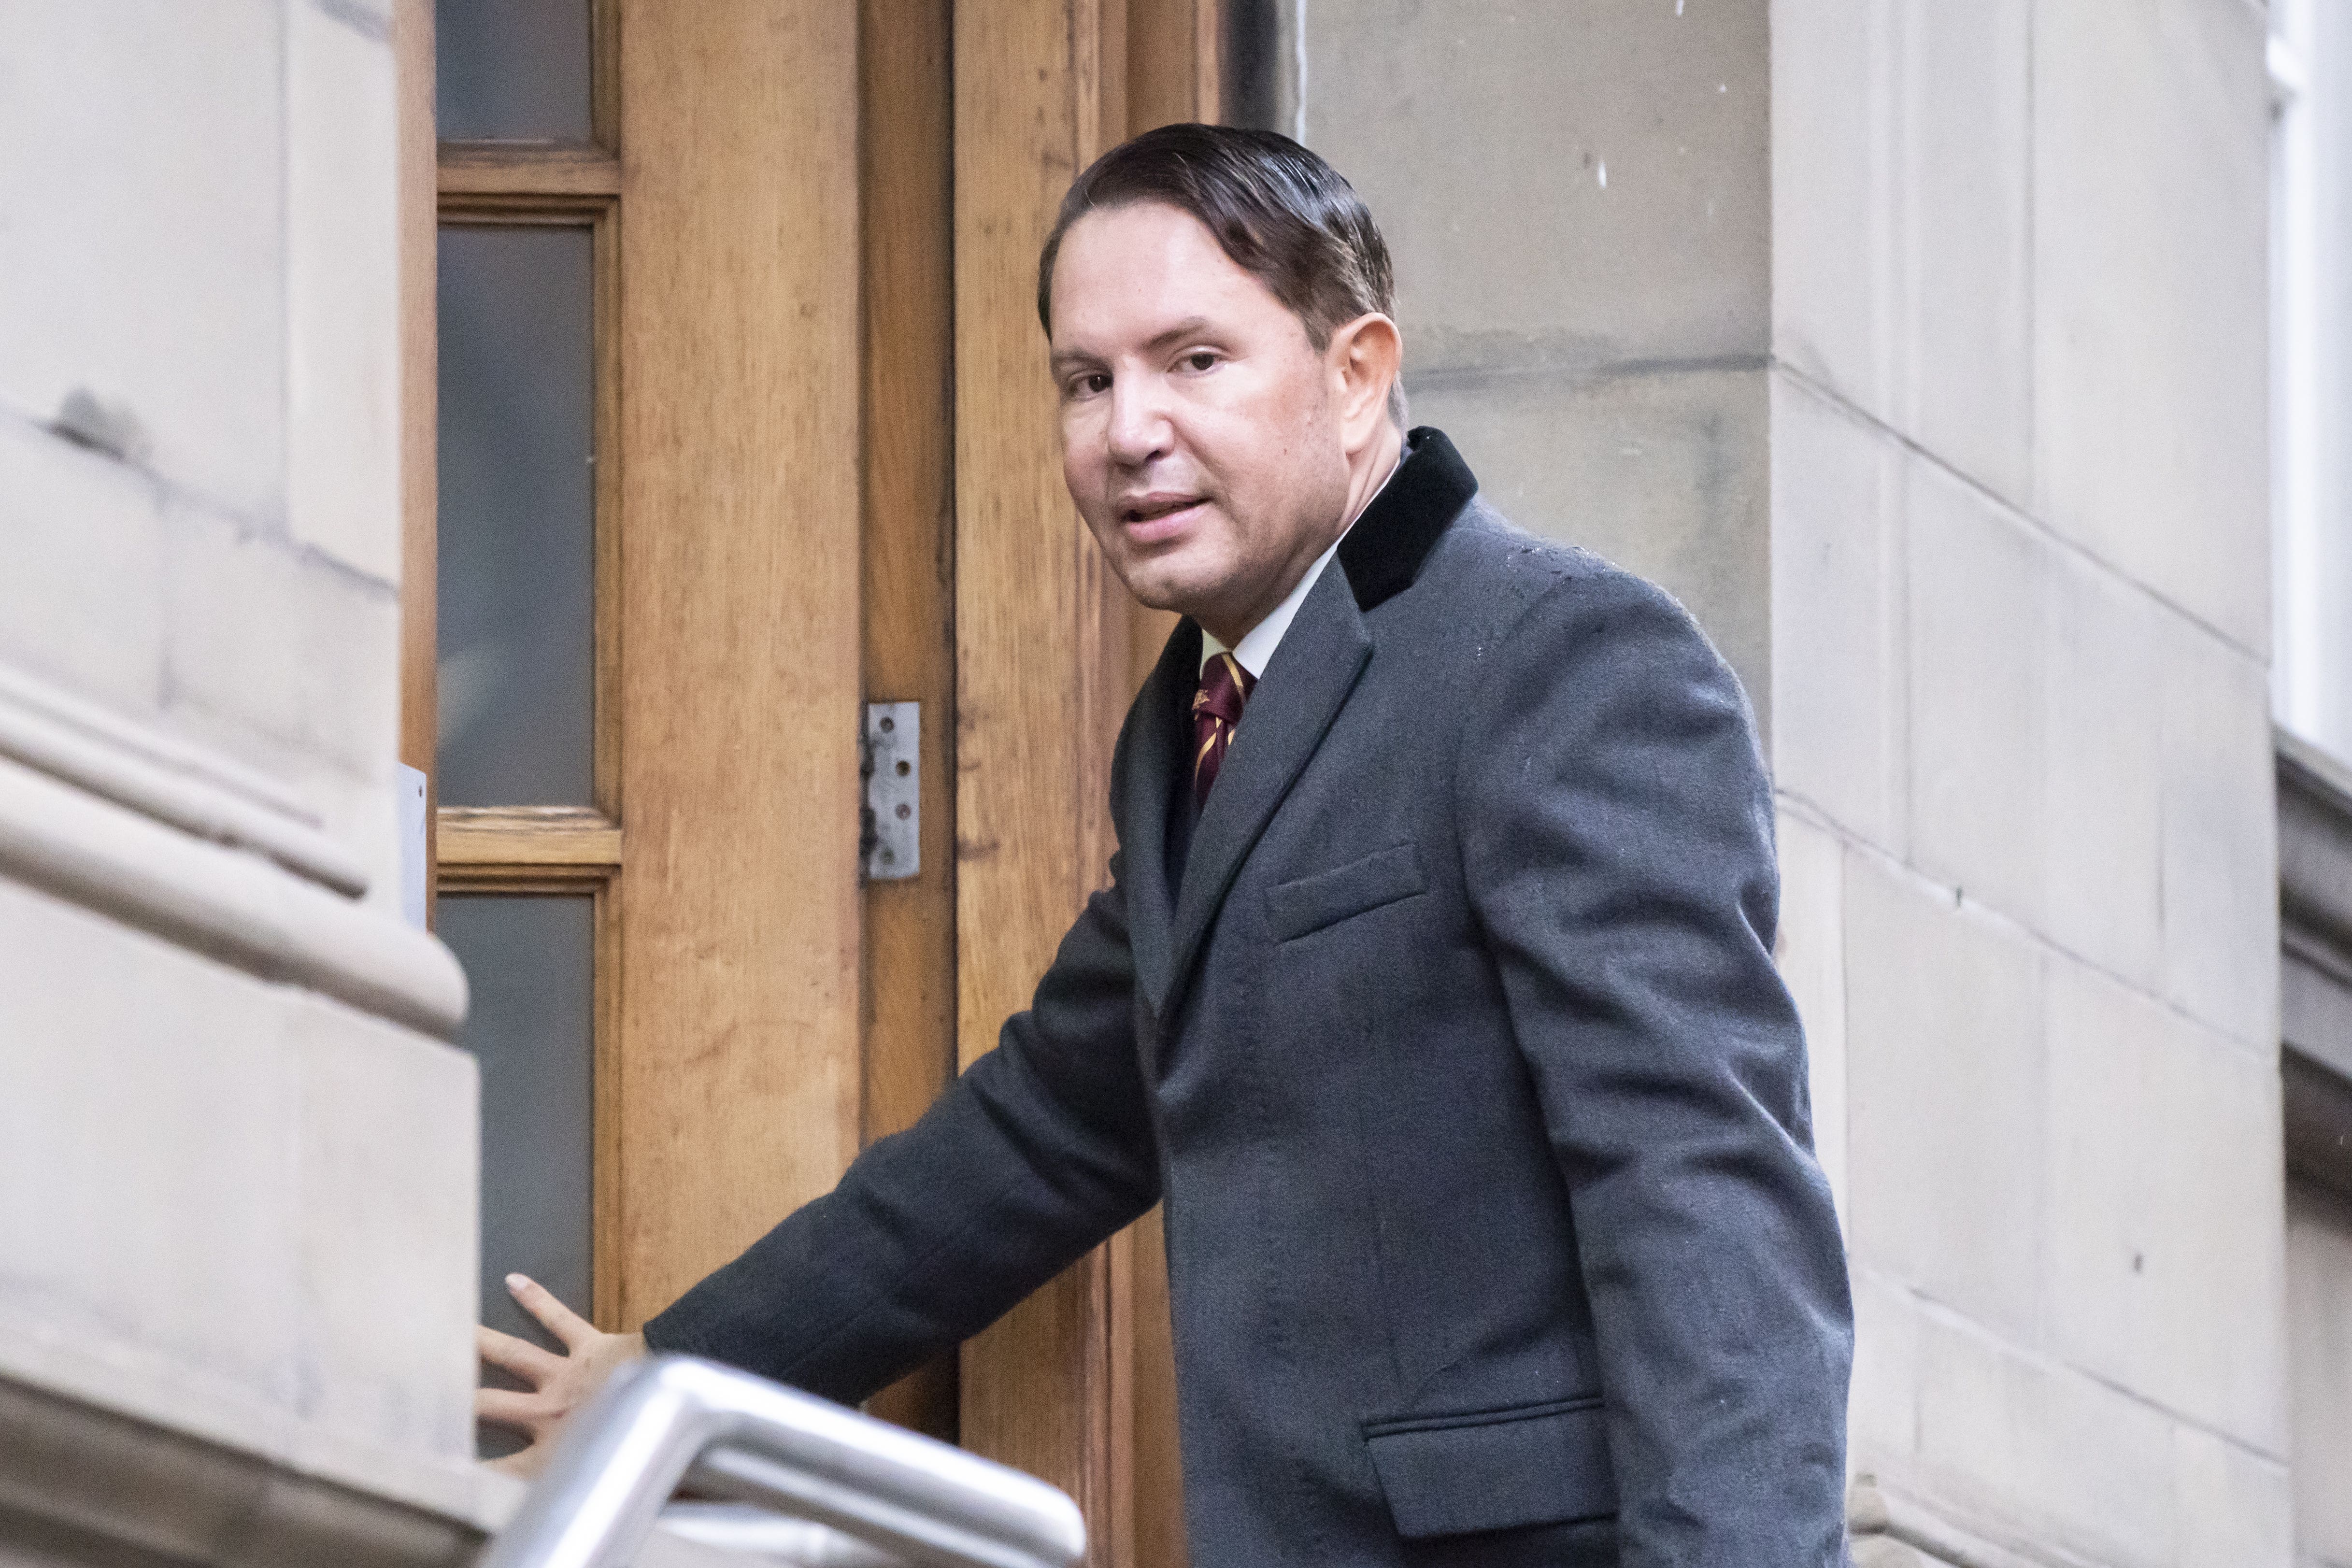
[{"left": 480, "top": 124, "right": 1853, "bottom": 1566}]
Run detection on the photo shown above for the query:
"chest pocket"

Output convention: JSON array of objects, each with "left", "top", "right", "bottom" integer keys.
[{"left": 1265, "top": 841, "right": 1426, "bottom": 943}]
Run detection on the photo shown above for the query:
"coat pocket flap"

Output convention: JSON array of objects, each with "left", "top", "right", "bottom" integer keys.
[
  {"left": 1265, "top": 842, "right": 1426, "bottom": 942},
  {"left": 1362, "top": 1397, "right": 1615, "bottom": 1540}
]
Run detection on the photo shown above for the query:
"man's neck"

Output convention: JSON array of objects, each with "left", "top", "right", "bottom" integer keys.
[
  {"left": 1337, "top": 421, "right": 1408, "bottom": 544},
  {"left": 1199, "top": 424, "right": 1409, "bottom": 668}
]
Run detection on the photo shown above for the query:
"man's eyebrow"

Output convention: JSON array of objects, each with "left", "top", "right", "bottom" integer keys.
[
  {"left": 1143, "top": 316, "right": 1219, "bottom": 351},
  {"left": 1049, "top": 317, "right": 1226, "bottom": 374}
]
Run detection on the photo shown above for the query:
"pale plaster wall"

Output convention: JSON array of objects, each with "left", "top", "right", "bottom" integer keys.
[
  {"left": 0, "top": 0, "right": 483, "bottom": 1519},
  {"left": 1292, "top": 0, "right": 2290, "bottom": 1563}
]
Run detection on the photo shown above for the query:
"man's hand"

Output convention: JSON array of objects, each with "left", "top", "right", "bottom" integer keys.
[{"left": 475, "top": 1272, "right": 647, "bottom": 1477}]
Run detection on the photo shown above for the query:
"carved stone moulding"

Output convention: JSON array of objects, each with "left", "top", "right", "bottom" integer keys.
[{"left": 0, "top": 664, "right": 463, "bottom": 1041}]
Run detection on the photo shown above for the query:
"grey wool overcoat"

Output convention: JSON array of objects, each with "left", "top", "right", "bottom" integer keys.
[{"left": 645, "top": 428, "right": 1855, "bottom": 1567}]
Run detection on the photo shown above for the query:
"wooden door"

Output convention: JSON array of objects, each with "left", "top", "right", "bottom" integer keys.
[
  {"left": 399, "top": 0, "right": 1219, "bottom": 1554},
  {"left": 401, "top": 0, "right": 863, "bottom": 1396}
]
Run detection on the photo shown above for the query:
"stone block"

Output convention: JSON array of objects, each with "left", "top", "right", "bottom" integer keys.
[
  {"left": 2287, "top": 1182, "right": 2352, "bottom": 1566},
  {"left": 0, "top": 870, "right": 477, "bottom": 1464},
  {"left": 1905, "top": 459, "right": 2044, "bottom": 931},
  {"left": 1769, "top": 372, "right": 1904, "bottom": 848},
  {"left": 1307, "top": 0, "right": 1768, "bottom": 369},
  {"left": 2158, "top": 625, "right": 2278, "bottom": 1048},
  {"left": 162, "top": 516, "right": 400, "bottom": 783},
  {"left": 295, "top": 762, "right": 404, "bottom": 921},
  {"left": 2041, "top": 552, "right": 2163, "bottom": 986},
  {"left": 285, "top": 0, "right": 402, "bottom": 587},
  {"left": 2042, "top": 957, "right": 2287, "bottom": 1452},
  {"left": 2033, "top": 0, "right": 2270, "bottom": 652},
  {"left": 1773, "top": 0, "right": 2033, "bottom": 509},
  {"left": 294, "top": 998, "right": 479, "bottom": 1460},
  {"left": 1843, "top": 852, "right": 2043, "bottom": 1336},
  {"left": 1849, "top": 1539, "right": 1933, "bottom": 1568},
  {"left": 1847, "top": 1266, "right": 1923, "bottom": 1477},
  {"left": 0, "top": 0, "right": 286, "bottom": 521},
  {"left": 1769, "top": 0, "right": 1884, "bottom": 417},
  {"left": 2172, "top": 1423, "right": 2292, "bottom": 1568},
  {"left": 1899, "top": 0, "right": 2033, "bottom": 507},
  {"left": 1409, "top": 366, "right": 1769, "bottom": 721},
  {"left": 0, "top": 878, "right": 302, "bottom": 1409},
  {"left": 1774, "top": 808, "right": 1849, "bottom": 1221},
  {"left": 1898, "top": 470, "right": 2171, "bottom": 977},
  {"left": 0, "top": 421, "right": 168, "bottom": 721},
  {"left": 1913, "top": 1319, "right": 2175, "bottom": 1568}
]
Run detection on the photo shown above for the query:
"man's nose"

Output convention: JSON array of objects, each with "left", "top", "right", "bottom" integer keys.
[{"left": 1105, "top": 376, "right": 1172, "bottom": 466}]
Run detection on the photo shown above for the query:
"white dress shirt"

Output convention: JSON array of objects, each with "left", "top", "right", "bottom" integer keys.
[{"left": 1199, "top": 448, "right": 1404, "bottom": 680}]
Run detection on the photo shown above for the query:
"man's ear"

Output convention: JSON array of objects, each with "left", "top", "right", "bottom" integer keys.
[{"left": 1329, "top": 313, "right": 1403, "bottom": 449}]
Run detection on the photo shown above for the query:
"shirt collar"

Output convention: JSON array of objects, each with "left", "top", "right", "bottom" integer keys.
[{"left": 1200, "top": 444, "right": 1405, "bottom": 679}]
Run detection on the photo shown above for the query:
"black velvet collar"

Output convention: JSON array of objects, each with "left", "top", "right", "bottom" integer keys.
[{"left": 1337, "top": 426, "right": 1480, "bottom": 613}]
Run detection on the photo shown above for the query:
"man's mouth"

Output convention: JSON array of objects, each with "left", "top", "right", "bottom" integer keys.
[{"left": 1118, "top": 493, "right": 1208, "bottom": 540}]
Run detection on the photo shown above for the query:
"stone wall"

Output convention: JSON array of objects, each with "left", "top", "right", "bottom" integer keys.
[
  {"left": 0, "top": 1, "right": 496, "bottom": 1553},
  {"left": 1287, "top": 1, "right": 2292, "bottom": 1562},
  {"left": 1773, "top": 3, "right": 2285, "bottom": 1562},
  {"left": 0, "top": 0, "right": 408, "bottom": 906},
  {"left": 1292, "top": 0, "right": 1773, "bottom": 714}
]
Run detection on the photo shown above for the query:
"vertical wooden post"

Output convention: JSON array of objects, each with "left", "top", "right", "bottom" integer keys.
[
  {"left": 952, "top": 0, "right": 1135, "bottom": 1559},
  {"left": 860, "top": 0, "right": 962, "bottom": 1444}
]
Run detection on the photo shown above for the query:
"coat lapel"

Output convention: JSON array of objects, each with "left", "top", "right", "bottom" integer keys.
[
  {"left": 1159, "top": 565, "right": 1372, "bottom": 1019},
  {"left": 1128, "top": 427, "right": 1481, "bottom": 1023},
  {"left": 1118, "top": 617, "right": 1197, "bottom": 1014}
]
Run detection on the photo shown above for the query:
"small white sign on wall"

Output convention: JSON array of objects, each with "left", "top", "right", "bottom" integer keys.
[{"left": 397, "top": 764, "right": 428, "bottom": 931}]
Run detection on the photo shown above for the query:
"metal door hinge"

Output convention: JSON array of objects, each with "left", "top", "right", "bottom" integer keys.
[{"left": 861, "top": 702, "right": 919, "bottom": 881}]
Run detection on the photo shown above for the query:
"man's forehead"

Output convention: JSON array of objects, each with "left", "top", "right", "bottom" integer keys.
[{"left": 1049, "top": 201, "right": 1287, "bottom": 347}]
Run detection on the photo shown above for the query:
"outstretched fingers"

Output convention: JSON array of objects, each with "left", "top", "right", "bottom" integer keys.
[
  {"left": 477, "top": 1324, "right": 562, "bottom": 1383},
  {"left": 504, "top": 1273, "right": 598, "bottom": 1351},
  {"left": 475, "top": 1386, "right": 548, "bottom": 1433}
]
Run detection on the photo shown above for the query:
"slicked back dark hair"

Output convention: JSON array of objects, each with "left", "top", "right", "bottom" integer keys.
[{"left": 1037, "top": 124, "right": 1400, "bottom": 375}]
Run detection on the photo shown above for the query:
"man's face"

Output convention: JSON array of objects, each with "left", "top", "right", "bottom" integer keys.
[{"left": 1050, "top": 202, "right": 1357, "bottom": 642}]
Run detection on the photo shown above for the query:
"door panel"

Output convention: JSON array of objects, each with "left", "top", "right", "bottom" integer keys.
[{"left": 610, "top": 0, "right": 865, "bottom": 1325}]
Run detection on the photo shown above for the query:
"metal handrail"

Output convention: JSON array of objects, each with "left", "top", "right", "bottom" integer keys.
[{"left": 479, "top": 1356, "right": 1087, "bottom": 1568}]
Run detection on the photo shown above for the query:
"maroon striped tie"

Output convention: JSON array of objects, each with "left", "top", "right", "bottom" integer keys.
[{"left": 1192, "top": 652, "right": 1255, "bottom": 809}]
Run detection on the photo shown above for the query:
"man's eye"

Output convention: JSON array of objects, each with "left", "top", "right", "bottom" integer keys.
[
  {"left": 1068, "top": 372, "right": 1111, "bottom": 398},
  {"left": 1182, "top": 351, "right": 1219, "bottom": 372}
]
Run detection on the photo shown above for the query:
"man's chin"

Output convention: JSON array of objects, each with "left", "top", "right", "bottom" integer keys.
[{"left": 1108, "top": 555, "right": 1226, "bottom": 623}]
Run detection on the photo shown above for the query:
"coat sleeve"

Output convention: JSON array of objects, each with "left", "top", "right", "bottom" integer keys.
[
  {"left": 1455, "top": 566, "right": 1853, "bottom": 1568},
  {"left": 641, "top": 858, "right": 1160, "bottom": 1403}
]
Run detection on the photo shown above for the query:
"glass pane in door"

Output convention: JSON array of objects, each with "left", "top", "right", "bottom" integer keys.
[
  {"left": 435, "top": 0, "right": 593, "bottom": 143},
  {"left": 437, "top": 224, "right": 597, "bottom": 806},
  {"left": 439, "top": 894, "right": 595, "bottom": 1346}
]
